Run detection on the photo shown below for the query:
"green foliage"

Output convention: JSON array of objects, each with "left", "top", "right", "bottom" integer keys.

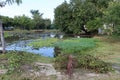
[
  {"left": 28, "top": 38, "right": 59, "bottom": 48},
  {"left": 54, "top": 0, "right": 111, "bottom": 34},
  {"left": 86, "top": 18, "right": 103, "bottom": 31},
  {"left": 54, "top": 54, "right": 68, "bottom": 69},
  {"left": 5, "top": 0, "right": 22, "bottom": 5},
  {"left": 0, "top": 15, "right": 14, "bottom": 27},
  {"left": 54, "top": 1, "right": 72, "bottom": 33},
  {"left": 0, "top": 9, "right": 51, "bottom": 30},
  {"left": 54, "top": 53, "right": 113, "bottom": 73},
  {"left": 113, "top": 25, "right": 120, "bottom": 35},
  {"left": 105, "top": 1, "right": 120, "bottom": 35},
  {"left": 30, "top": 10, "right": 44, "bottom": 29},
  {"left": 4, "top": 31, "right": 13, "bottom": 38},
  {"left": 30, "top": 10, "right": 51, "bottom": 29},
  {"left": 0, "top": 0, "right": 22, "bottom": 7},
  {"left": 105, "top": 2, "right": 120, "bottom": 24},
  {"left": 54, "top": 38, "right": 113, "bottom": 73},
  {"left": 0, "top": 51, "right": 41, "bottom": 74},
  {"left": 54, "top": 38, "right": 97, "bottom": 54},
  {"left": 44, "top": 19, "right": 52, "bottom": 29},
  {"left": 86, "top": 0, "right": 112, "bottom": 9},
  {"left": 14, "top": 15, "right": 34, "bottom": 30},
  {"left": 77, "top": 54, "right": 113, "bottom": 73}
]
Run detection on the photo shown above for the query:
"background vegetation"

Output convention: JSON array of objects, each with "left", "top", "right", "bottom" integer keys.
[{"left": 54, "top": 0, "right": 120, "bottom": 36}]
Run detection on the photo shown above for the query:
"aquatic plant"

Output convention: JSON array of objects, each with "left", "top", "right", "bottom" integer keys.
[{"left": 28, "top": 38, "right": 59, "bottom": 48}]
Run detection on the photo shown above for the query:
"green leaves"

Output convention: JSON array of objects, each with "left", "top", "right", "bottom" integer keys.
[
  {"left": 54, "top": 0, "right": 111, "bottom": 34},
  {"left": 55, "top": 52, "right": 113, "bottom": 73},
  {"left": 4, "top": 0, "right": 22, "bottom": 5},
  {"left": 77, "top": 54, "right": 113, "bottom": 73},
  {"left": 30, "top": 10, "right": 51, "bottom": 29},
  {"left": 54, "top": 1, "right": 73, "bottom": 33},
  {"left": 14, "top": 15, "right": 34, "bottom": 30},
  {"left": 104, "top": 1, "right": 120, "bottom": 35},
  {"left": 86, "top": 18, "right": 103, "bottom": 31}
]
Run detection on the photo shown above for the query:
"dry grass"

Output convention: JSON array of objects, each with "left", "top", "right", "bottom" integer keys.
[{"left": 88, "top": 36, "right": 120, "bottom": 64}]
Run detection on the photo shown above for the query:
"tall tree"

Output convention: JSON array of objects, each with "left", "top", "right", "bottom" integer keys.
[
  {"left": 30, "top": 10, "right": 44, "bottom": 29},
  {"left": 54, "top": 0, "right": 112, "bottom": 34},
  {"left": 54, "top": 1, "right": 72, "bottom": 33}
]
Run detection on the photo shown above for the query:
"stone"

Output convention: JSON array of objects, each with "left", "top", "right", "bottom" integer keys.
[
  {"left": 34, "top": 62, "right": 57, "bottom": 76},
  {"left": 0, "top": 69, "right": 7, "bottom": 74}
]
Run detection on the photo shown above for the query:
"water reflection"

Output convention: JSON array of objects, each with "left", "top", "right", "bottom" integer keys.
[
  {"left": 5, "top": 32, "right": 64, "bottom": 57},
  {"left": 6, "top": 40, "right": 54, "bottom": 57}
]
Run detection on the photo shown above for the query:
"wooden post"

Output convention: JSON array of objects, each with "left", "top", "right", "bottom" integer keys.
[{"left": 0, "top": 20, "right": 5, "bottom": 53}]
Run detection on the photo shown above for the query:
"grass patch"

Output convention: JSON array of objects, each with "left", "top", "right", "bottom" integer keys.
[
  {"left": 54, "top": 38, "right": 97, "bottom": 54},
  {"left": 28, "top": 38, "right": 59, "bottom": 48},
  {"left": 87, "top": 36, "right": 120, "bottom": 64},
  {"left": 4, "top": 31, "right": 13, "bottom": 38}
]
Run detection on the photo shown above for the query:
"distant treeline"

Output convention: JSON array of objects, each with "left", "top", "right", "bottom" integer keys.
[{"left": 0, "top": 10, "right": 54, "bottom": 30}]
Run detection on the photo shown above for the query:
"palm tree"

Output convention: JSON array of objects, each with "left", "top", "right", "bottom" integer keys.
[
  {"left": 6, "top": 0, "right": 22, "bottom": 5},
  {"left": 0, "top": 0, "right": 22, "bottom": 7}
]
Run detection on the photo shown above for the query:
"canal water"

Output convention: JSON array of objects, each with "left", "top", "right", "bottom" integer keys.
[
  {"left": 5, "top": 32, "right": 62, "bottom": 57},
  {"left": 6, "top": 40, "right": 54, "bottom": 57}
]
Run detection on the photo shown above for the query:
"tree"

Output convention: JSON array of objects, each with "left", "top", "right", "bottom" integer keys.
[
  {"left": 54, "top": 0, "right": 112, "bottom": 34},
  {"left": 0, "top": 15, "right": 14, "bottom": 28},
  {"left": 30, "top": 10, "right": 45, "bottom": 29},
  {"left": 54, "top": 1, "right": 72, "bottom": 33},
  {"left": 0, "top": 0, "right": 22, "bottom": 7},
  {"left": 44, "top": 19, "right": 51, "bottom": 29},
  {"left": 14, "top": 15, "right": 34, "bottom": 30},
  {"left": 70, "top": 0, "right": 100, "bottom": 34},
  {"left": 104, "top": 1, "right": 120, "bottom": 35}
]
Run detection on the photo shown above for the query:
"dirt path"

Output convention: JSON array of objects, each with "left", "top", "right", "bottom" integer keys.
[{"left": 0, "top": 62, "right": 120, "bottom": 80}]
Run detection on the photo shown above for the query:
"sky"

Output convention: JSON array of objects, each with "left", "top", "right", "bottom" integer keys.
[{"left": 0, "top": 0, "right": 70, "bottom": 21}]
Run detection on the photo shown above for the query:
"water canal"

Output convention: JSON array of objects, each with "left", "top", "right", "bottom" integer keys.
[{"left": 5, "top": 32, "right": 63, "bottom": 57}]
